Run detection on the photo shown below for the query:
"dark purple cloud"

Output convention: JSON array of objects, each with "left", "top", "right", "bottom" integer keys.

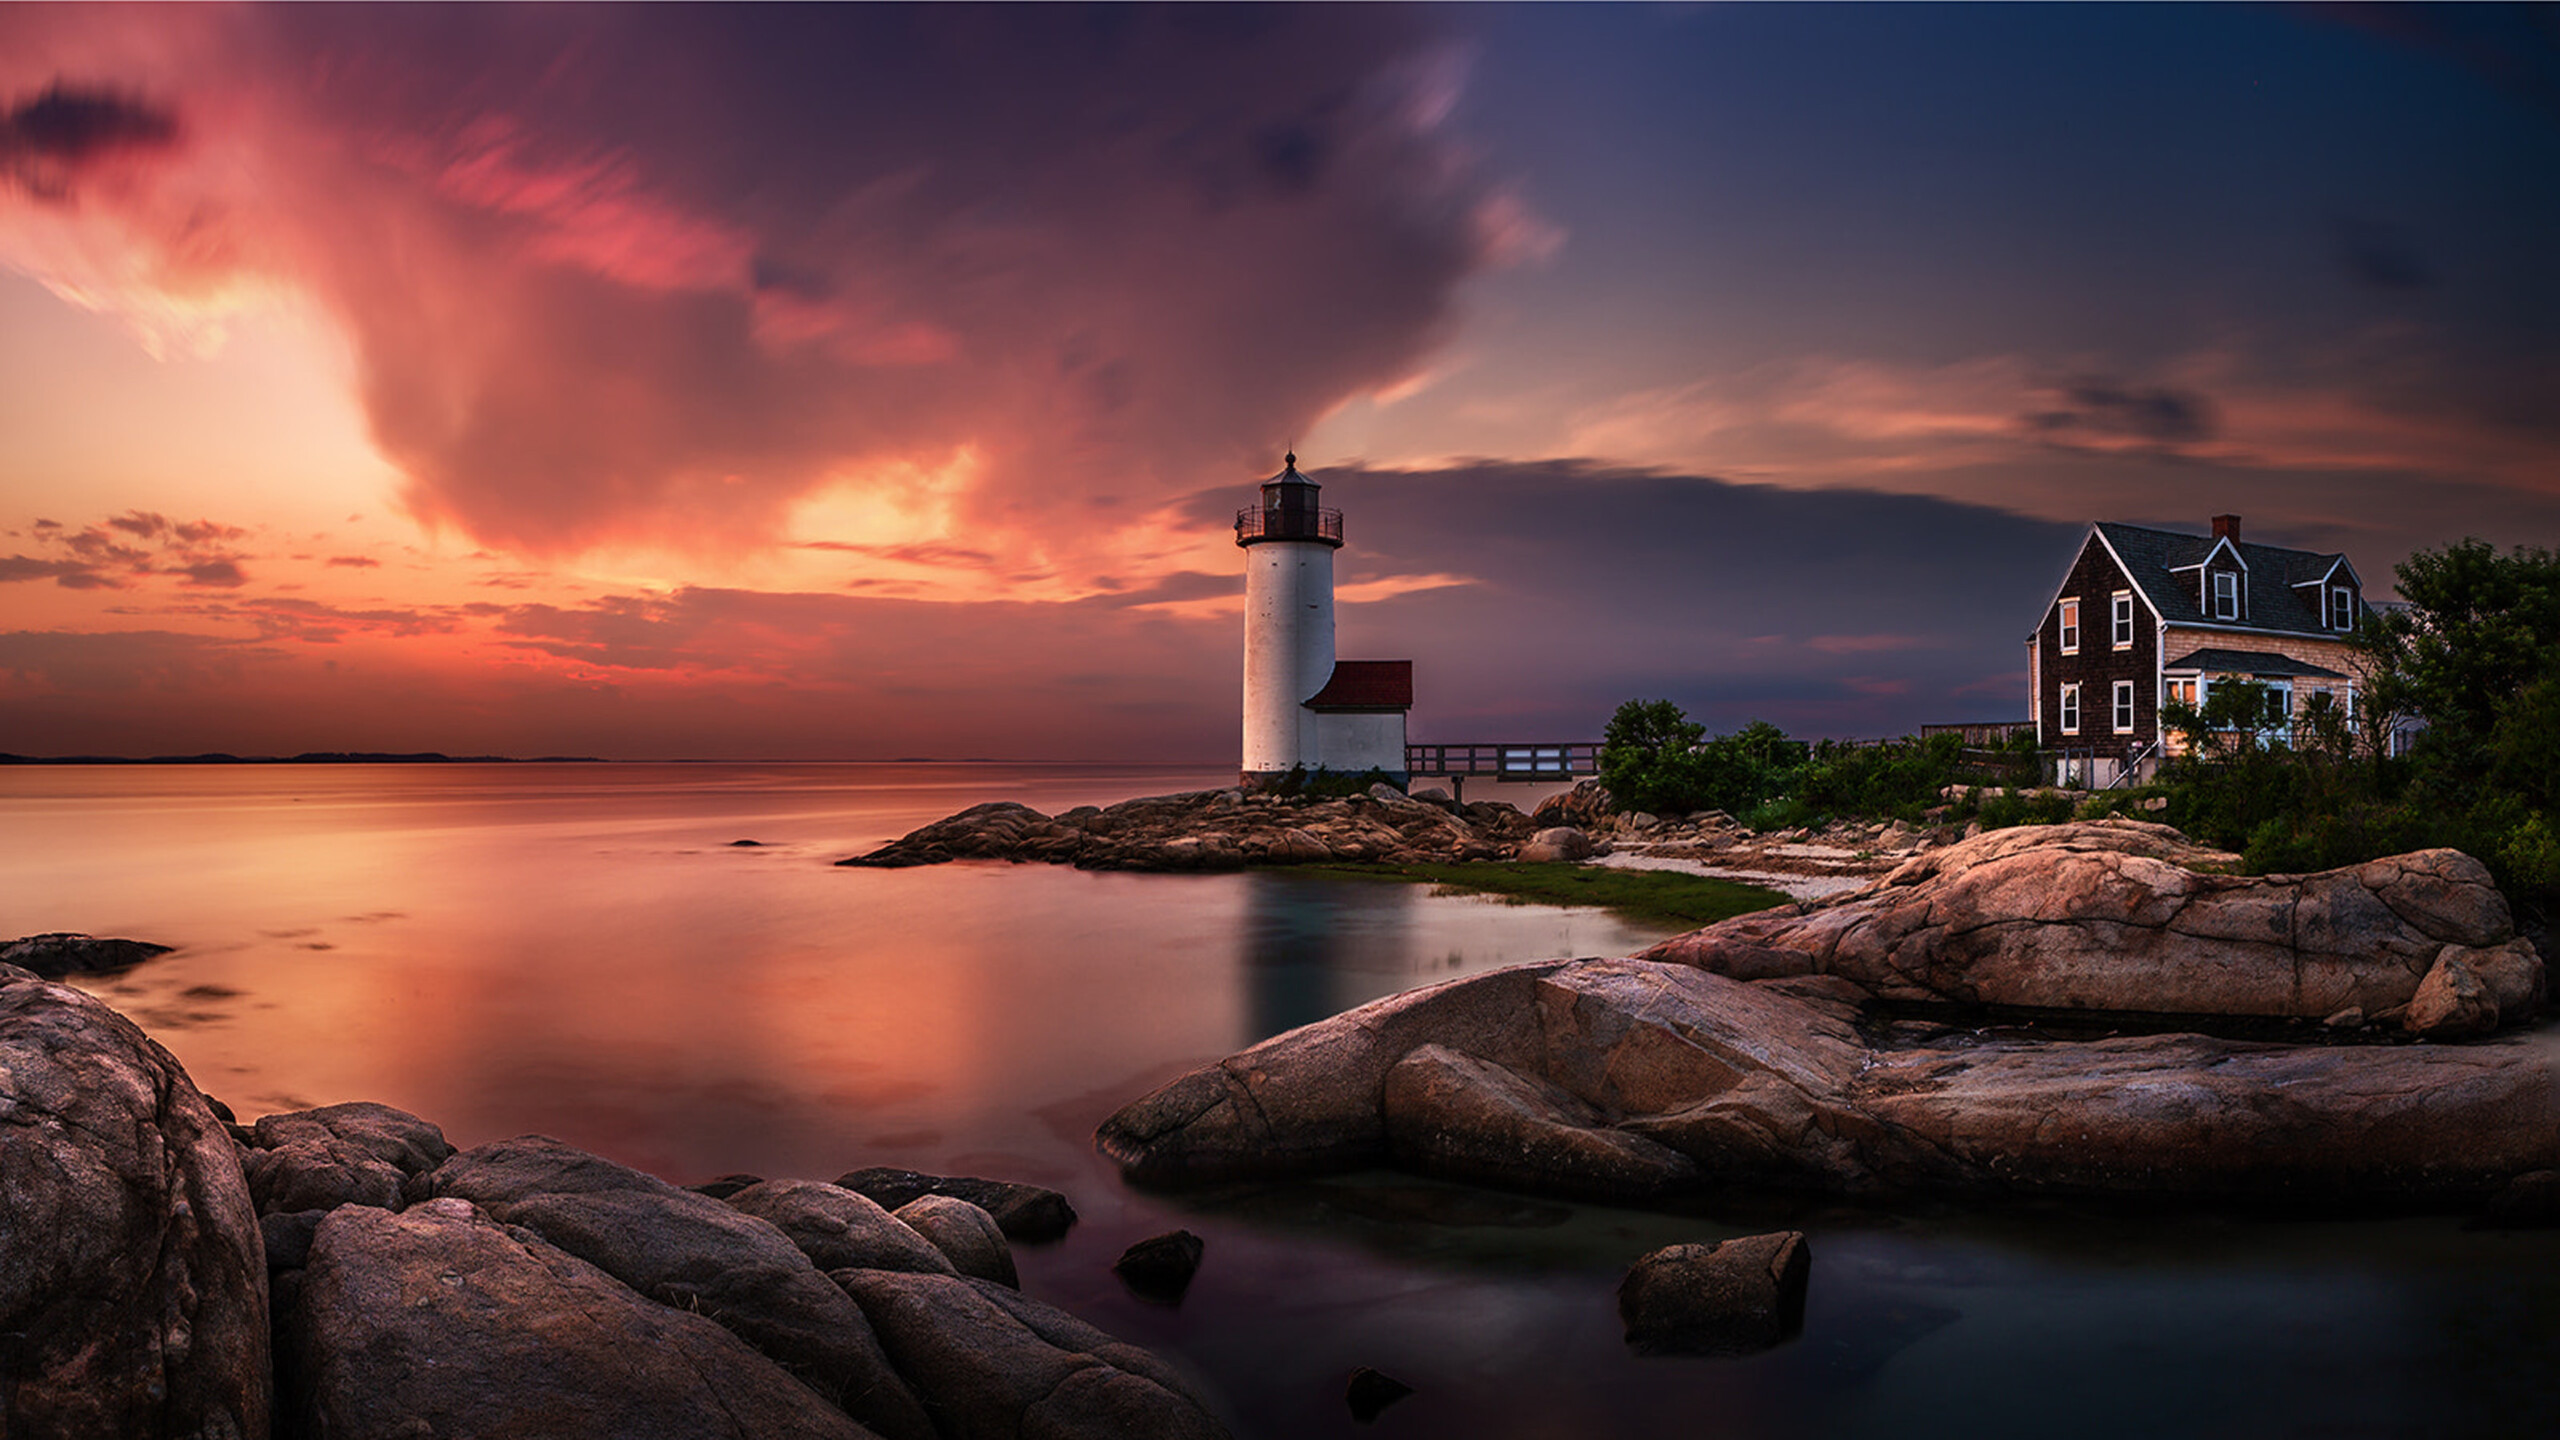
[
  {"left": 0, "top": 82, "right": 177, "bottom": 198},
  {"left": 2023, "top": 380, "right": 2221, "bottom": 449}
]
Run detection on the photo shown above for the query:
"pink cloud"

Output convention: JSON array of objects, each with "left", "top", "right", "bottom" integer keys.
[{"left": 0, "top": 7, "right": 1531, "bottom": 568}]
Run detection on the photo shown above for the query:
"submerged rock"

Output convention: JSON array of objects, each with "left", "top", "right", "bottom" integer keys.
[
  {"left": 1345, "top": 1366, "right": 1414, "bottom": 1422},
  {"left": 1112, "top": 1229, "right": 1206, "bottom": 1305},
  {"left": 1642, "top": 823, "right": 2546, "bottom": 1034},
  {"left": 836, "top": 1166, "right": 1079, "bottom": 1242},
  {"left": 1618, "top": 1231, "right": 1810, "bottom": 1355},
  {"left": 1, "top": 931, "right": 173, "bottom": 977},
  {"left": 0, "top": 965, "right": 270, "bottom": 1439}
]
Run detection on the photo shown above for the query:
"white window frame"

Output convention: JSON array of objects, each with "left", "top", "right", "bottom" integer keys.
[
  {"left": 2213, "top": 570, "right": 2241, "bottom": 620},
  {"left": 2058, "top": 598, "right": 2080, "bottom": 654},
  {"left": 2111, "top": 590, "right": 2134, "bottom": 649},
  {"left": 2059, "top": 682, "right": 2081, "bottom": 735},
  {"left": 2113, "top": 680, "right": 2136, "bottom": 733},
  {"left": 2331, "top": 585, "right": 2354, "bottom": 630}
]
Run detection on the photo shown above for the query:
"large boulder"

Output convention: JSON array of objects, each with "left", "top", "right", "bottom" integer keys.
[
  {"left": 725, "top": 1179, "right": 958, "bottom": 1276},
  {"left": 1641, "top": 823, "right": 2545, "bottom": 1032},
  {"left": 1516, "top": 826, "right": 1599, "bottom": 863},
  {"left": 832, "top": 1269, "right": 1229, "bottom": 1440},
  {"left": 892, "top": 1194, "right": 1018, "bottom": 1288},
  {"left": 1098, "top": 954, "right": 2560, "bottom": 1206},
  {"left": 1382, "top": 1044, "right": 1702, "bottom": 1201},
  {"left": 1530, "top": 780, "right": 1612, "bottom": 831},
  {"left": 0, "top": 966, "right": 270, "bottom": 1439},
  {"left": 1098, "top": 961, "right": 1575, "bottom": 1187},
  {"left": 243, "top": 1101, "right": 456, "bottom": 1217},
  {"left": 422, "top": 1137, "right": 935, "bottom": 1440},
  {"left": 285, "top": 1199, "right": 877, "bottom": 1440}
]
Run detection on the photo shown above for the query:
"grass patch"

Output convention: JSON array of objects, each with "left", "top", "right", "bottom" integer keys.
[{"left": 1300, "top": 861, "right": 1791, "bottom": 928}]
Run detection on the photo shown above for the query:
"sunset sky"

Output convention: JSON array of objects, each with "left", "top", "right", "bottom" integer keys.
[{"left": 4, "top": 3, "right": 2555, "bottom": 761}]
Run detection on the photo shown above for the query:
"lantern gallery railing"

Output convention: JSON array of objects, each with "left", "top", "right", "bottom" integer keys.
[
  {"left": 1405, "top": 743, "right": 1601, "bottom": 779},
  {"left": 1234, "top": 506, "right": 1344, "bottom": 543}
]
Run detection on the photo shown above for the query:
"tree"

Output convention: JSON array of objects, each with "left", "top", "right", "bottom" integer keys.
[
  {"left": 1599, "top": 700, "right": 1707, "bottom": 815},
  {"left": 2363, "top": 539, "right": 2560, "bottom": 773}
]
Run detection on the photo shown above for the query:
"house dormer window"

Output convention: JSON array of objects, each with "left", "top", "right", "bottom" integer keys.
[
  {"left": 2212, "top": 570, "right": 2240, "bottom": 620},
  {"left": 2111, "top": 591, "right": 2134, "bottom": 649},
  {"left": 2331, "top": 584, "right": 2355, "bottom": 630},
  {"left": 2058, "top": 598, "right": 2079, "bottom": 654}
]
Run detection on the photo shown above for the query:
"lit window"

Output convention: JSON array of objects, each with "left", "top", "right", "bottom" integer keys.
[
  {"left": 2113, "top": 680, "right": 2135, "bottom": 733},
  {"left": 2213, "top": 570, "right": 2240, "bottom": 620},
  {"left": 2112, "top": 591, "right": 2134, "bottom": 648},
  {"left": 2060, "top": 682, "right": 2081, "bottom": 735},
  {"left": 2058, "top": 598, "right": 2080, "bottom": 654}
]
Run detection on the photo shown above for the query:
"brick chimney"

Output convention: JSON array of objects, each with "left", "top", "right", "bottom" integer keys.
[{"left": 2211, "top": 514, "right": 2241, "bottom": 541}]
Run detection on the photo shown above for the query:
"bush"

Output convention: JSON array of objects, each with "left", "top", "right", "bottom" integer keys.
[
  {"left": 1786, "top": 733, "right": 1968, "bottom": 822},
  {"left": 1270, "top": 765, "right": 1397, "bottom": 799},
  {"left": 1598, "top": 703, "right": 1801, "bottom": 816},
  {"left": 1976, "top": 789, "right": 2076, "bottom": 830}
]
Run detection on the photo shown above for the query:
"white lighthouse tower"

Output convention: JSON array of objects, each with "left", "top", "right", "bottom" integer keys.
[{"left": 1236, "top": 453, "right": 1411, "bottom": 786}]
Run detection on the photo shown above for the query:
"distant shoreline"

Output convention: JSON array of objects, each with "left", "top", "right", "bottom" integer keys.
[
  {"left": 0, "top": 754, "right": 1207, "bottom": 767},
  {"left": 0, "top": 752, "right": 606, "bottom": 766}
]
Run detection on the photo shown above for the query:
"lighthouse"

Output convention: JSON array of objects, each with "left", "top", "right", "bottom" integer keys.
[{"left": 1235, "top": 453, "right": 1411, "bottom": 786}]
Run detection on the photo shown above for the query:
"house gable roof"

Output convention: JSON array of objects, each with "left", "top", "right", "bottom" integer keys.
[
  {"left": 1306, "top": 660, "right": 1412, "bottom": 712},
  {"left": 2090, "top": 522, "right": 2358, "bottom": 638}
]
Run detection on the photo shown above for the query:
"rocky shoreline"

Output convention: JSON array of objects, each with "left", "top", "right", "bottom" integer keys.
[
  {"left": 838, "top": 778, "right": 1976, "bottom": 884},
  {"left": 0, "top": 961, "right": 1229, "bottom": 1440},
  {"left": 1099, "top": 821, "right": 2558, "bottom": 1212}
]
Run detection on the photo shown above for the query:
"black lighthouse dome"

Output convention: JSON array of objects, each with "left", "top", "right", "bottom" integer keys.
[{"left": 1234, "top": 451, "right": 1344, "bottom": 548}]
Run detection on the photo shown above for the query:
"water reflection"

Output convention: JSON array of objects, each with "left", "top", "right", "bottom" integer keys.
[{"left": 1240, "top": 871, "right": 1419, "bottom": 1039}]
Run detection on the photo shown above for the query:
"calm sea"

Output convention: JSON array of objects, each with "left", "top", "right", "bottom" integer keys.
[{"left": 6, "top": 763, "right": 2554, "bottom": 1439}]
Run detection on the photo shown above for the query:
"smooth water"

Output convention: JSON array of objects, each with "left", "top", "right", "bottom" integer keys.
[{"left": 6, "top": 763, "right": 2555, "bottom": 1439}]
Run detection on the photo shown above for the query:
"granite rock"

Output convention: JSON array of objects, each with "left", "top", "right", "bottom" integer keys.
[{"left": 0, "top": 966, "right": 270, "bottom": 1439}]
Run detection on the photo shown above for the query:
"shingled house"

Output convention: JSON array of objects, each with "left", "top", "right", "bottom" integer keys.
[{"left": 2029, "top": 515, "right": 2369, "bottom": 783}]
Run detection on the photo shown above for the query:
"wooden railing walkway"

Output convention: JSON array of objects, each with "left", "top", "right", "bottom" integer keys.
[{"left": 1405, "top": 742, "right": 1600, "bottom": 780}]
